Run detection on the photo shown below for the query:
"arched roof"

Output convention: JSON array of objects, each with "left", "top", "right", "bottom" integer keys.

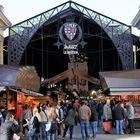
[{"left": 8, "top": 0, "right": 133, "bottom": 70}]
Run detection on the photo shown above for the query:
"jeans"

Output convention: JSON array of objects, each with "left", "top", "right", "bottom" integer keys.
[
  {"left": 40, "top": 123, "right": 47, "bottom": 140},
  {"left": 80, "top": 120, "right": 91, "bottom": 140},
  {"left": 98, "top": 115, "right": 103, "bottom": 127},
  {"left": 90, "top": 121, "right": 98, "bottom": 137},
  {"left": 46, "top": 129, "right": 57, "bottom": 140},
  {"left": 116, "top": 120, "right": 123, "bottom": 134},
  {"left": 63, "top": 124, "right": 74, "bottom": 139},
  {"left": 128, "top": 119, "right": 135, "bottom": 134},
  {"left": 29, "top": 133, "right": 40, "bottom": 140}
]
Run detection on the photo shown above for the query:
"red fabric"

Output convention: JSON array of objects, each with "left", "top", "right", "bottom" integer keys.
[
  {"left": 102, "top": 121, "right": 111, "bottom": 132},
  {"left": 15, "top": 106, "right": 23, "bottom": 120},
  {"left": 73, "top": 102, "right": 80, "bottom": 107}
]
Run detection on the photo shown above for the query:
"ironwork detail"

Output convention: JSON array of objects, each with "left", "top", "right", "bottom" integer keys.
[{"left": 8, "top": 1, "right": 133, "bottom": 70}]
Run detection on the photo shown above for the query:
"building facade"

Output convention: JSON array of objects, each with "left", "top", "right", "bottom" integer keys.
[
  {"left": 0, "top": 5, "right": 11, "bottom": 64},
  {"left": 132, "top": 7, "right": 140, "bottom": 69}
]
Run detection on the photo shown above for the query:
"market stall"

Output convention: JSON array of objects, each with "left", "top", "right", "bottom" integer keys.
[
  {"left": 0, "top": 64, "right": 41, "bottom": 112},
  {"left": 99, "top": 69, "right": 140, "bottom": 127}
]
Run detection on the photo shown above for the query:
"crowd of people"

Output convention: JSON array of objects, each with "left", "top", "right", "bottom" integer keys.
[{"left": 0, "top": 94, "right": 136, "bottom": 140}]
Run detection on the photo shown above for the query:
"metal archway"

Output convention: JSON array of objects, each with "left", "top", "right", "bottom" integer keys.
[{"left": 8, "top": 0, "right": 133, "bottom": 70}]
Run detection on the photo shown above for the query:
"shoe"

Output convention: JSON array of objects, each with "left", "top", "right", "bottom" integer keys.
[
  {"left": 120, "top": 132, "right": 124, "bottom": 135},
  {"left": 105, "top": 131, "right": 111, "bottom": 134},
  {"left": 58, "top": 135, "right": 62, "bottom": 139},
  {"left": 62, "top": 137, "right": 65, "bottom": 140}
]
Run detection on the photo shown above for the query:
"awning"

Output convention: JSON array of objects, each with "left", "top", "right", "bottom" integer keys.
[
  {"left": 41, "top": 68, "right": 100, "bottom": 86},
  {"left": 0, "top": 65, "right": 40, "bottom": 92},
  {"left": 99, "top": 69, "right": 140, "bottom": 95},
  {"left": 8, "top": 87, "right": 43, "bottom": 97}
]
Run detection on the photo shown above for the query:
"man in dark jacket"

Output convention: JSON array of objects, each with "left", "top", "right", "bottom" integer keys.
[
  {"left": 114, "top": 101, "right": 125, "bottom": 134},
  {"left": 90, "top": 102, "right": 98, "bottom": 138},
  {"left": 0, "top": 113, "right": 20, "bottom": 140}
]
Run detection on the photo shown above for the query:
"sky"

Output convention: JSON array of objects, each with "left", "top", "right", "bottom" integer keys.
[{"left": 0, "top": 0, "right": 140, "bottom": 36}]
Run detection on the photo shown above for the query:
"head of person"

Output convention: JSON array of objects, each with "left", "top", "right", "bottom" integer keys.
[
  {"left": 42, "top": 104, "right": 46, "bottom": 110},
  {"left": 84, "top": 100, "right": 88, "bottom": 105},
  {"left": 24, "top": 104, "right": 28, "bottom": 110},
  {"left": 126, "top": 100, "right": 131, "bottom": 106},
  {"left": 106, "top": 99, "right": 110, "bottom": 105},
  {"left": 6, "top": 113, "right": 14, "bottom": 121},
  {"left": 120, "top": 102, "right": 124, "bottom": 108}
]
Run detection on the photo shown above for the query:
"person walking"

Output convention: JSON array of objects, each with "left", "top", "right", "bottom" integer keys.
[
  {"left": 90, "top": 101, "right": 98, "bottom": 138},
  {"left": 79, "top": 100, "right": 91, "bottom": 140},
  {"left": 0, "top": 113, "right": 20, "bottom": 140},
  {"left": 114, "top": 101, "right": 125, "bottom": 134},
  {"left": 15, "top": 103, "right": 23, "bottom": 131},
  {"left": 46, "top": 100, "right": 58, "bottom": 140},
  {"left": 24, "top": 107, "right": 40, "bottom": 140},
  {"left": 97, "top": 100, "right": 103, "bottom": 127},
  {"left": 22, "top": 104, "right": 32, "bottom": 136},
  {"left": 56, "top": 101, "right": 64, "bottom": 139},
  {"left": 0, "top": 109, "right": 3, "bottom": 126},
  {"left": 126, "top": 101, "right": 135, "bottom": 134},
  {"left": 103, "top": 99, "right": 112, "bottom": 134},
  {"left": 40, "top": 104, "right": 48, "bottom": 140},
  {"left": 62, "top": 104, "right": 78, "bottom": 140}
]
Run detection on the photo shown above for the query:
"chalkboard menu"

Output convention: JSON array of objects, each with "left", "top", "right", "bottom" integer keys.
[{"left": 2, "top": 91, "right": 8, "bottom": 112}]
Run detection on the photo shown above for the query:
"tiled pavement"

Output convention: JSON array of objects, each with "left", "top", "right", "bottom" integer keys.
[{"left": 1, "top": 124, "right": 140, "bottom": 140}]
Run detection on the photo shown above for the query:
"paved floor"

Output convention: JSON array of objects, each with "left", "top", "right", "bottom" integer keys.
[
  {"left": 1, "top": 124, "right": 140, "bottom": 140},
  {"left": 64, "top": 124, "right": 140, "bottom": 140}
]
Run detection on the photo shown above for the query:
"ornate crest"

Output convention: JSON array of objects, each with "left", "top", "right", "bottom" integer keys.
[
  {"left": 64, "top": 23, "right": 77, "bottom": 41},
  {"left": 59, "top": 22, "right": 83, "bottom": 45}
]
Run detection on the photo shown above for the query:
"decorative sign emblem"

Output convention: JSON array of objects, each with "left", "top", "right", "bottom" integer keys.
[
  {"left": 59, "top": 22, "right": 82, "bottom": 45},
  {"left": 64, "top": 23, "right": 77, "bottom": 41}
]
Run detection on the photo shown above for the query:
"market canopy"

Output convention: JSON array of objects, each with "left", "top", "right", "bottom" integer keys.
[
  {"left": 41, "top": 69, "right": 100, "bottom": 86},
  {"left": 0, "top": 65, "right": 40, "bottom": 92},
  {"left": 99, "top": 69, "right": 140, "bottom": 95}
]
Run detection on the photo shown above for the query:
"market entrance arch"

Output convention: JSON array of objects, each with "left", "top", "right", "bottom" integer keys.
[{"left": 8, "top": 1, "right": 133, "bottom": 86}]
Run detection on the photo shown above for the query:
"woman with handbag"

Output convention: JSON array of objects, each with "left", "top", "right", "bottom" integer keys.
[
  {"left": 23, "top": 107, "right": 40, "bottom": 140},
  {"left": 103, "top": 99, "right": 112, "bottom": 134}
]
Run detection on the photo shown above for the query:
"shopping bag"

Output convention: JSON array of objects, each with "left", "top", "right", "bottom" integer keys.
[
  {"left": 13, "top": 133, "right": 20, "bottom": 140},
  {"left": 46, "top": 121, "right": 51, "bottom": 131},
  {"left": 102, "top": 121, "right": 111, "bottom": 132}
]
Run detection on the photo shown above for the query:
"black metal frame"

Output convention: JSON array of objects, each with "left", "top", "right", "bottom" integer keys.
[{"left": 8, "top": 0, "right": 133, "bottom": 70}]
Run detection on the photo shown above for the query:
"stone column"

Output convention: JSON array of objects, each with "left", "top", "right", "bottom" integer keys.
[{"left": 0, "top": 29, "right": 4, "bottom": 64}]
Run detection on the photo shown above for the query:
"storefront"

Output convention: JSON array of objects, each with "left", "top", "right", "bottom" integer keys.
[
  {"left": 0, "top": 65, "right": 41, "bottom": 113},
  {"left": 99, "top": 69, "right": 140, "bottom": 128}
]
